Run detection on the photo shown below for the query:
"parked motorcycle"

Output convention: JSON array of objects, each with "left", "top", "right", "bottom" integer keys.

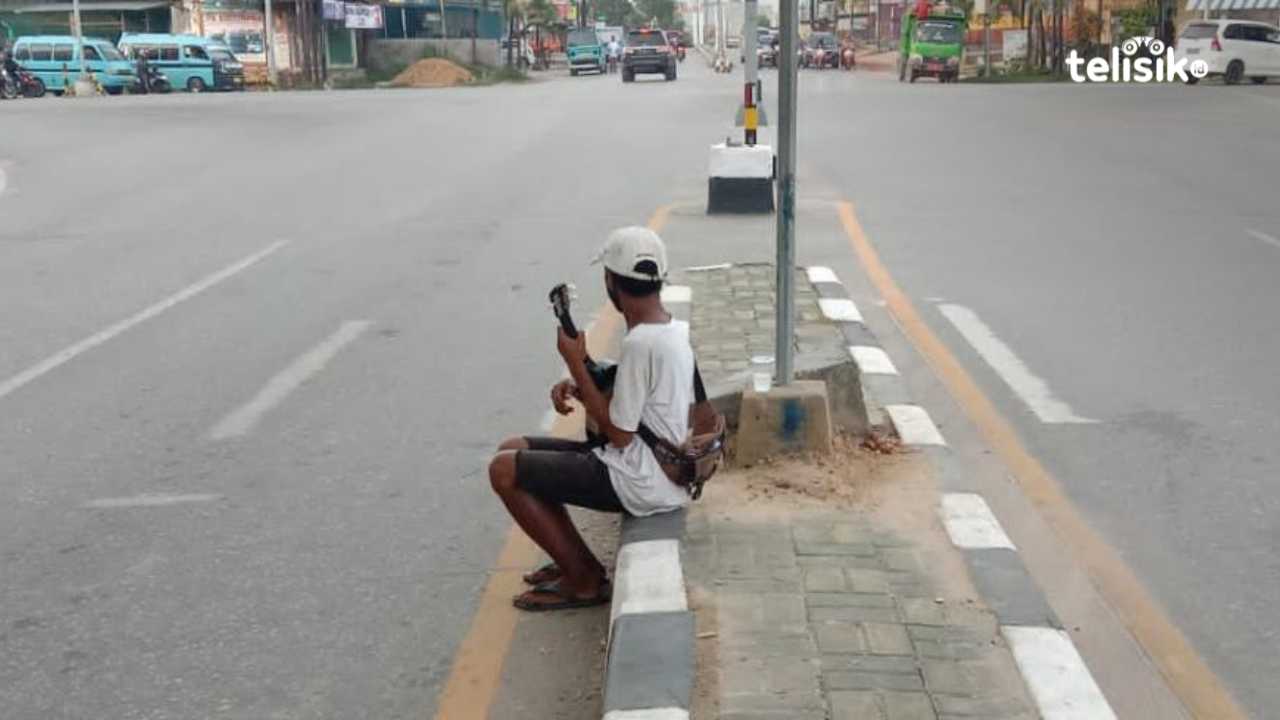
[
  {"left": 675, "top": 45, "right": 686, "bottom": 62},
  {"left": 136, "top": 65, "right": 172, "bottom": 94}
]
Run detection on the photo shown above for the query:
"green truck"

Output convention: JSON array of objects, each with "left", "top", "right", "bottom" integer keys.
[
  {"left": 567, "top": 27, "right": 606, "bottom": 76},
  {"left": 898, "top": 2, "right": 967, "bottom": 83}
]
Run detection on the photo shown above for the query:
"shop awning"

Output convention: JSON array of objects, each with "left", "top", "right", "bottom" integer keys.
[
  {"left": 5, "top": 1, "right": 170, "bottom": 12},
  {"left": 1186, "top": 0, "right": 1280, "bottom": 10}
]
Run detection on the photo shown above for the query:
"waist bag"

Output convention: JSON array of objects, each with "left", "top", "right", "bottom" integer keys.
[{"left": 635, "top": 365, "right": 726, "bottom": 500}]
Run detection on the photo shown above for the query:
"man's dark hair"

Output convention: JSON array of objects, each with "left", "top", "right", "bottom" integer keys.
[{"left": 607, "top": 268, "right": 663, "bottom": 298}]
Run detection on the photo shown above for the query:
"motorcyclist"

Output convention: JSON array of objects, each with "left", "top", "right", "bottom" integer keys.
[
  {"left": 135, "top": 48, "right": 151, "bottom": 93},
  {"left": 2, "top": 48, "right": 19, "bottom": 78},
  {"left": 1, "top": 49, "right": 19, "bottom": 96}
]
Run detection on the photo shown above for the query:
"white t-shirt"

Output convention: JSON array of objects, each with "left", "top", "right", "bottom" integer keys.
[{"left": 593, "top": 319, "right": 694, "bottom": 517}]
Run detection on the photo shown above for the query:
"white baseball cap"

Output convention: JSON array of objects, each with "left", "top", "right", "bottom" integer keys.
[{"left": 592, "top": 226, "right": 669, "bottom": 281}]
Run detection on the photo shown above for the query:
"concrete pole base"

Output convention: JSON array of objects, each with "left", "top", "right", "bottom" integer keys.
[
  {"left": 707, "top": 142, "right": 775, "bottom": 215},
  {"left": 735, "top": 379, "right": 834, "bottom": 465}
]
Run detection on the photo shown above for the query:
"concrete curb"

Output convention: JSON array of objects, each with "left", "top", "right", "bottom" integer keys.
[
  {"left": 805, "top": 267, "right": 1120, "bottom": 720},
  {"left": 601, "top": 510, "right": 694, "bottom": 720},
  {"left": 599, "top": 287, "right": 696, "bottom": 720}
]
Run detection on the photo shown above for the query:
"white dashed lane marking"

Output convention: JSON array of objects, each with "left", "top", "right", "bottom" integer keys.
[
  {"left": 84, "top": 493, "right": 222, "bottom": 509},
  {"left": 1246, "top": 228, "right": 1280, "bottom": 250},
  {"left": 938, "top": 304, "right": 1097, "bottom": 424},
  {"left": 209, "top": 320, "right": 371, "bottom": 440},
  {"left": 0, "top": 241, "right": 290, "bottom": 403}
]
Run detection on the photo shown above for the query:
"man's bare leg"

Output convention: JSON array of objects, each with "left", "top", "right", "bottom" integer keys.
[
  {"left": 496, "top": 438, "right": 608, "bottom": 580},
  {"left": 489, "top": 449, "right": 605, "bottom": 600}
]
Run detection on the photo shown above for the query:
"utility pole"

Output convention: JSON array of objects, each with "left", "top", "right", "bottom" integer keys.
[
  {"left": 743, "top": 0, "right": 759, "bottom": 145},
  {"left": 718, "top": 0, "right": 725, "bottom": 55},
  {"left": 439, "top": 0, "right": 449, "bottom": 45},
  {"left": 775, "top": 0, "right": 797, "bottom": 385},
  {"left": 71, "top": 0, "right": 88, "bottom": 77},
  {"left": 264, "top": 0, "right": 278, "bottom": 85},
  {"left": 984, "top": 14, "right": 990, "bottom": 76},
  {"left": 976, "top": 0, "right": 989, "bottom": 76}
]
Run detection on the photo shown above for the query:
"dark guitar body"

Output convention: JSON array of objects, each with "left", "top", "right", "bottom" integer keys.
[{"left": 588, "top": 361, "right": 618, "bottom": 393}]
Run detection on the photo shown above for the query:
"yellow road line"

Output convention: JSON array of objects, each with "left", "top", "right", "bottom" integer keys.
[
  {"left": 836, "top": 200, "right": 1247, "bottom": 720},
  {"left": 431, "top": 206, "right": 672, "bottom": 720}
]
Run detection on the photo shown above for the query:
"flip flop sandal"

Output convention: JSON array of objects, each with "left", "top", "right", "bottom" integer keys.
[
  {"left": 522, "top": 563, "right": 609, "bottom": 587},
  {"left": 512, "top": 580, "right": 612, "bottom": 612},
  {"left": 522, "top": 562, "right": 562, "bottom": 586}
]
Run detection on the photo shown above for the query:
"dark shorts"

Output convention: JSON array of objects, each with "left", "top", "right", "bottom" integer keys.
[{"left": 515, "top": 436, "right": 626, "bottom": 514}]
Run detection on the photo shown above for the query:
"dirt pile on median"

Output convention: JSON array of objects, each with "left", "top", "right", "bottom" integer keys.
[
  {"left": 729, "top": 433, "right": 914, "bottom": 509},
  {"left": 390, "top": 58, "right": 474, "bottom": 88}
]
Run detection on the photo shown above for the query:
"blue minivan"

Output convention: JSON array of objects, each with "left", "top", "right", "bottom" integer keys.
[
  {"left": 10, "top": 36, "right": 138, "bottom": 94},
  {"left": 117, "top": 33, "right": 245, "bottom": 92}
]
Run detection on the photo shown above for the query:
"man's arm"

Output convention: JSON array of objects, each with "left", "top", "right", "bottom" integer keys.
[
  {"left": 558, "top": 328, "right": 635, "bottom": 449},
  {"left": 567, "top": 361, "right": 634, "bottom": 448}
]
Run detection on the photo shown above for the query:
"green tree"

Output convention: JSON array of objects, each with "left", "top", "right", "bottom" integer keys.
[
  {"left": 754, "top": 13, "right": 772, "bottom": 28},
  {"left": 596, "top": 0, "right": 635, "bottom": 25},
  {"left": 526, "top": 0, "right": 556, "bottom": 25},
  {"left": 634, "top": 0, "right": 676, "bottom": 27}
]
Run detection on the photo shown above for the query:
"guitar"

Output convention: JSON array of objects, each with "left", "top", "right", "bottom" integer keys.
[{"left": 548, "top": 283, "right": 617, "bottom": 392}]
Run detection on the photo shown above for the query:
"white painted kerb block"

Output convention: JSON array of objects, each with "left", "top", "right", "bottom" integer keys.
[
  {"left": 1002, "top": 626, "right": 1117, "bottom": 720},
  {"left": 603, "top": 708, "right": 690, "bottom": 720},
  {"left": 940, "top": 493, "right": 1015, "bottom": 550},
  {"left": 806, "top": 266, "right": 840, "bottom": 284},
  {"left": 885, "top": 404, "right": 947, "bottom": 446},
  {"left": 708, "top": 143, "right": 773, "bottom": 179},
  {"left": 818, "top": 298, "right": 863, "bottom": 323},
  {"left": 848, "top": 346, "right": 898, "bottom": 375},
  {"left": 660, "top": 285, "right": 691, "bottom": 304},
  {"left": 611, "top": 539, "right": 687, "bottom": 624}
]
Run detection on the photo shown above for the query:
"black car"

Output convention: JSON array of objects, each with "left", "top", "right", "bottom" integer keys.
[
  {"left": 622, "top": 29, "right": 677, "bottom": 82},
  {"left": 801, "top": 32, "right": 840, "bottom": 69}
]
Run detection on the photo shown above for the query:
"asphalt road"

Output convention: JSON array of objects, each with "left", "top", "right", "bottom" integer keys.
[
  {"left": 0, "top": 64, "right": 729, "bottom": 719},
  {"left": 3, "top": 54, "right": 1279, "bottom": 719}
]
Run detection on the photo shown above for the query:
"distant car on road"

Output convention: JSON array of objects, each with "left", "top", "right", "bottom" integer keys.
[
  {"left": 566, "top": 27, "right": 606, "bottom": 75},
  {"left": 622, "top": 28, "right": 677, "bottom": 82},
  {"left": 801, "top": 32, "right": 840, "bottom": 69},
  {"left": 726, "top": 35, "right": 742, "bottom": 48},
  {"left": 1176, "top": 19, "right": 1280, "bottom": 85}
]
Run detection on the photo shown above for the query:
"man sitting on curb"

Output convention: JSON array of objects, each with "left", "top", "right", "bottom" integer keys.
[{"left": 489, "top": 227, "right": 694, "bottom": 611}]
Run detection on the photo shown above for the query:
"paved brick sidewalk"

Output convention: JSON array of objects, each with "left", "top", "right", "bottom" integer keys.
[
  {"left": 685, "top": 498, "right": 1038, "bottom": 720},
  {"left": 682, "top": 264, "right": 842, "bottom": 388}
]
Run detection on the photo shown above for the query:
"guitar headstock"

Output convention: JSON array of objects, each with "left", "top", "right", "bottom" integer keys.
[{"left": 548, "top": 283, "right": 579, "bottom": 338}]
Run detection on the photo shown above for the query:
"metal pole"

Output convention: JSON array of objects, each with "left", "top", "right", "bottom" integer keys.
[
  {"left": 983, "top": 13, "right": 990, "bottom": 76},
  {"left": 264, "top": 0, "right": 278, "bottom": 85},
  {"left": 716, "top": 0, "right": 724, "bottom": 55},
  {"left": 743, "top": 0, "right": 758, "bottom": 144},
  {"left": 775, "top": 0, "right": 797, "bottom": 385}
]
